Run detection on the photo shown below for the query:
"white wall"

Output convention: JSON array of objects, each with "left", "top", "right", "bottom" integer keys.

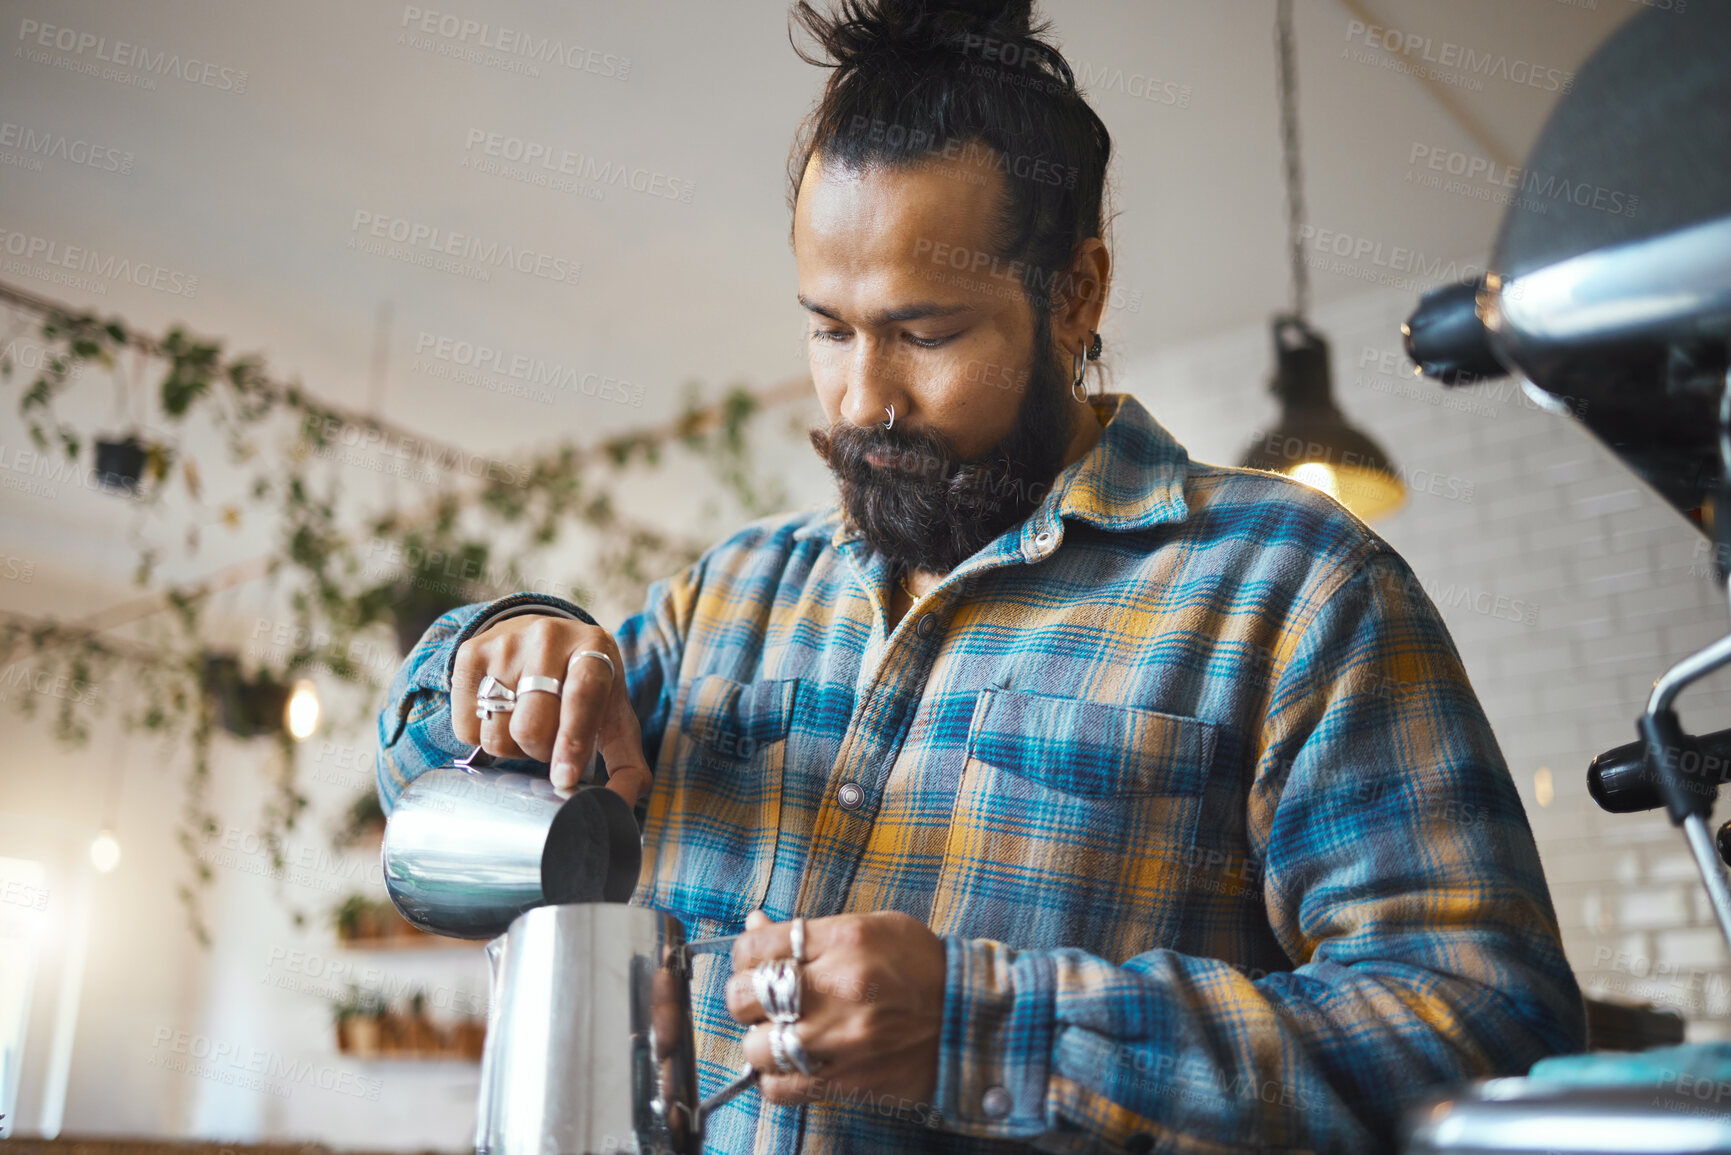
[{"left": 7, "top": 0, "right": 1726, "bottom": 1148}]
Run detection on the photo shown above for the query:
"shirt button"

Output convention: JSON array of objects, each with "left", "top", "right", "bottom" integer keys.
[
  {"left": 836, "top": 781, "right": 865, "bottom": 810},
  {"left": 1033, "top": 530, "right": 1055, "bottom": 553},
  {"left": 915, "top": 612, "right": 937, "bottom": 638},
  {"left": 981, "top": 1085, "right": 1013, "bottom": 1118}
]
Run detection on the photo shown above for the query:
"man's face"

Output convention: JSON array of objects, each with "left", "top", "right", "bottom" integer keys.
[{"left": 793, "top": 148, "right": 1075, "bottom": 574}]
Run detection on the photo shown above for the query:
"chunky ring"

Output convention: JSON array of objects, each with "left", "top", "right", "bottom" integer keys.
[
  {"left": 766, "top": 1020, "right": 796, "bottom": 1073},
  {"left": 571, "top": 649, "right": 616, "bottom": 680},
  {"left": 774, "top": 1021, "right": 822, "bottom": 1076},
  {"left": 515, "top": 674, "right": 562, "bottom": 698},
  {"left": 476, "top": 674, "right": 516, "bottom": 721},
  {"left": 790, "top": 917, "right": 806, "bottom": 965},
  {"left": 752, "top": 958, "right": 801, "bottom": 1024}
]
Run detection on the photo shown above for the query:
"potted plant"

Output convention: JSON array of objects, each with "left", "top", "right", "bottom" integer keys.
[
  {"left": 91, "top": 435, "right": 147, "bottom": 492},
  {"left": 334, "top": 985, "right": 386, "bottom": 1058},
  {"left": 333, "top": 893, "right": 371, "bottom": 943},
  {"left": 404, "top": 988, "right": 438, "bottom": 1054},
  {"left": 200, "top": 652, "right": 292, "bottom": 738},
  {"left": 451, "top": 1016, "right": 486, "bottom": 1061},
  {"left": 333, "top": 790, "right": 386, "bottom": 850}
]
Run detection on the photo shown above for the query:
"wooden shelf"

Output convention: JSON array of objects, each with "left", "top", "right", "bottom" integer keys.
[{"left": 336, "top": 1017, "right": 485, "bottom": 1061}]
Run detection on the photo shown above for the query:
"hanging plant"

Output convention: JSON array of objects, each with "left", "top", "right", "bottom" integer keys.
[
  {"left": 91, "top": 435, "right": 148, "bottom": 493},
  {"left": 0, "top": 277, "right": 811, "bottom": 942}
]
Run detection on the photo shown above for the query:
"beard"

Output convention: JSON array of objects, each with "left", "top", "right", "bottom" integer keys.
[{"left": 808, "top": 318, "right": 1075, "bottom": 576}]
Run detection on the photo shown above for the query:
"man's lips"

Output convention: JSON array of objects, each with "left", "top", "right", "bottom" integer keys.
[{"left": 856, "top": 439, "right": 947, "bottom": 475}]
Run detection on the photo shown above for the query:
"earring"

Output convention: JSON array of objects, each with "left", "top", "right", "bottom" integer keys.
[
  {"left": 1072, "top": 331, "right": 1105, "bottom": 402},
  {"left": 883, "top": 404, "right": 895, "bottom": 431}
]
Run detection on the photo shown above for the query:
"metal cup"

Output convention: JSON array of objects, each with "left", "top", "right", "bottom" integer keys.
[
  {"left": 476, "top": 903, "right": 756, "bottom": 1155},
  {"left": 382, "top": 746, "right": 643, "bottom": 940}
]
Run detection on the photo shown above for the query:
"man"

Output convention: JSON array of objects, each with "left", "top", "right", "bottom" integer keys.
[{"left": 377, "top": 1, "right": 1584, "bottom": 1150}]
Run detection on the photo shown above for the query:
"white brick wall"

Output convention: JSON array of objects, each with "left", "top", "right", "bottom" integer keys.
[{"left": 1125, "top": 283, "right": 1731, "bottom": 1040}]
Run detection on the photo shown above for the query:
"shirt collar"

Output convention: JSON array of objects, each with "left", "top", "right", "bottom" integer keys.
[
  {"left": 792, "top": 391, "right": 1191, "bottom": 550},
  {"left": 1044, "top": 392, "right": 1190, "bottom": 533}
]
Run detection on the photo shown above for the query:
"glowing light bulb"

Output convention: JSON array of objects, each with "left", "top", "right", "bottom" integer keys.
[
  {"left": 285, "top": 679, "right": 321, "bottom": 741},
  {"left": 90, "top": 830, "right": 121, "bottom": 873},
  {"left": 1534, "top": 766, "right": 1554, "bottom": 808},
  {"left": 1289, "top": 462, "right": 1341, "bottom": 499}
]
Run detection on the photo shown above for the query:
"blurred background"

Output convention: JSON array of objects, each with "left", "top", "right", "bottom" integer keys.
[{"left": 2, "top": 0, "right": 1726, "bottom": 1149}]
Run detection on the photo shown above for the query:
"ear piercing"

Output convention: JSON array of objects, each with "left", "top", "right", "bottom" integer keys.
[{"left": 1071, "top": 330, "right": 1104, "bottom": 403}]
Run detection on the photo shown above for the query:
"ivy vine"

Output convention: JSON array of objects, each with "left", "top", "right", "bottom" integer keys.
[{"left": 0, "top": 279, "right": 804, "bottom": 943}]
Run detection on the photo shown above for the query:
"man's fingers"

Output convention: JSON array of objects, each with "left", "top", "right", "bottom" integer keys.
[
  {"left": 549, "top": 639, "right": 620, "bottom": 789},
  {"left": 725, "top": 970, "right": 766, "bottom": 1024},
  {"left": 450, "top": 636, "right": 490, "bottom": 747},
  {"left": 462, "top": 640, "right": 524, "bottom": 759},
  {"left": 507, "top": 647, "right": 569, "bottom": 763},
  {"left": 733, "top": 911, "right": 843, "bottom": 972},
  {"left": 480, "top": 708, "right": 526, "bottom": 760},
  {"left": 741, "top": 1024, "right": 823, "bottom": 1104},
  {"left": 594, "top": 654, "right": 653, "bottom": 797}
]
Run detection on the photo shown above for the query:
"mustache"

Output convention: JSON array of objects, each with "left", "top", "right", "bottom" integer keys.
[{"left": 808, "top": 423, "right": 957, "bottom": 483}]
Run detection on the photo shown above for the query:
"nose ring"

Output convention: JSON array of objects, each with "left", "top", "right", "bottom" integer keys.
[{"left": 883, "top": 404, "right": 895, "bottom": 431}]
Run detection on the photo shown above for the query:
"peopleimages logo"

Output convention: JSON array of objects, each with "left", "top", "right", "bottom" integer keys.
[
  {"left": 15, "top": 18, "right": 249, "bottom": 92},
  {"left": 149, "top": 1028, "right": 382, "bottom": 1101},
  {"left": 1342, "top": 19, "right": 1573, "bottom": 94},
  {"left": 1298, "top": 224, "right": 1485, "bottom": 296},
  {"left": 348, "top": 210, "right": 581, "bottom": 287},
  {"left": 1408, "top": 143, "right": 1639, "bottom": 219},
  {"left": 0, "top": 120, "right": 133, "bottom": 173},
  {"left": 398, "top": 6, "right": 630, "bottom": 79},
  {"left": 414, "top": 329, "right": 645, "bottom": 406},
  {"left": 463, "top": 129, "right": 695, "bottom": 204},
  {"left": 0, "top": 227, "right": 199, "bottom": 297}
]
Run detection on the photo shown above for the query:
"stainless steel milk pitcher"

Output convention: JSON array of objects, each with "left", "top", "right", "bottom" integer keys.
[
  {"left": 475, "top": 904, "right": 755, "bottom": 1155},
  {"left": 382, "top": 745, "right": 643, "bottom": 939},
  {"left": 381, "top": 746, "right": 759, "bottom": 1152}
]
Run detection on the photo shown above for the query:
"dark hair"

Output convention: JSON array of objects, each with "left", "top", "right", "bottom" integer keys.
[{"left": 787, "top": 0, "right": 1113, "bottom": 317}]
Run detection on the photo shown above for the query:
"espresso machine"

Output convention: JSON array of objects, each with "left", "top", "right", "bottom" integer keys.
[
  {"left": 381, "top": 746, "right": 758, "bottom": 1155},
  {"left": 1399, "top": 2, "right": 1731, "bottom": 1149}
]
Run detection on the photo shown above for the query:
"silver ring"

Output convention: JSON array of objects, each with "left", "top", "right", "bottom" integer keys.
[
  {"left": 883, "top": 404, "right": 895, "bottom": 431},
  {"left": 790, "top": 917, "right": 806, "bottom": 965},
  {"left": 515, "top": 674, "right": 562, "bottom": 698},
  {"left": 767, "top": 1021, "right": 795, "bottom": 1074},
  {"left": 476, "top": 673, "right": 516, "bottom": 721},
  {"left": 571, "top": 649, "right": 616, "bottom": 680},
  {"left": 774, "top": 1021, "right": 821, "bottom": 1076},
  {"left": 751, "top": 958, "right": 801, "bottom": 1024}
]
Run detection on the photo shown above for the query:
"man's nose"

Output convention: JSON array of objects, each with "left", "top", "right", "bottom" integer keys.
[{"left": 839, "top": 340, "right": 909, "bottom": 430}]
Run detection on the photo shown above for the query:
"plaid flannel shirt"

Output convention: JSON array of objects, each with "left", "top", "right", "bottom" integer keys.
[{"left": 377, "top": 393, "right": 1584, "bottom": 1154}]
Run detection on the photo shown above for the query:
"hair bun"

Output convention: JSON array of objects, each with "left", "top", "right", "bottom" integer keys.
[{"left": 794, "top": 0, "right": 1043, "bottom": 70}]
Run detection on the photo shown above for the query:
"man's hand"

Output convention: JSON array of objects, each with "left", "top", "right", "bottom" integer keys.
[
  {"left": 726, "top": 909, "right": 947, "bottom": 1111},
  {"left": 451, "top": 614, "right": 652, "bottom": 809}
]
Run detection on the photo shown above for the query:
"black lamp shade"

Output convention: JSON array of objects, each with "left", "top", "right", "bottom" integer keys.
[{"left": 1238, "top": 318, "right": 1408, "bottom": 522}]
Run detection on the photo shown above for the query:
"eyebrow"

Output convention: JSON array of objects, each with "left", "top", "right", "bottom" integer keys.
[{"left": 798, "top": 295, "right": 973, "bottom": 327}]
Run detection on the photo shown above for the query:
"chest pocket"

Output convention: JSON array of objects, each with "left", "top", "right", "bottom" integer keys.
[
  {"left": 928, "top": 689, "right": 1218, "bottom": 962},
  {"left": 636, "top": 674, "right": 798, "bottom": 927}
]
